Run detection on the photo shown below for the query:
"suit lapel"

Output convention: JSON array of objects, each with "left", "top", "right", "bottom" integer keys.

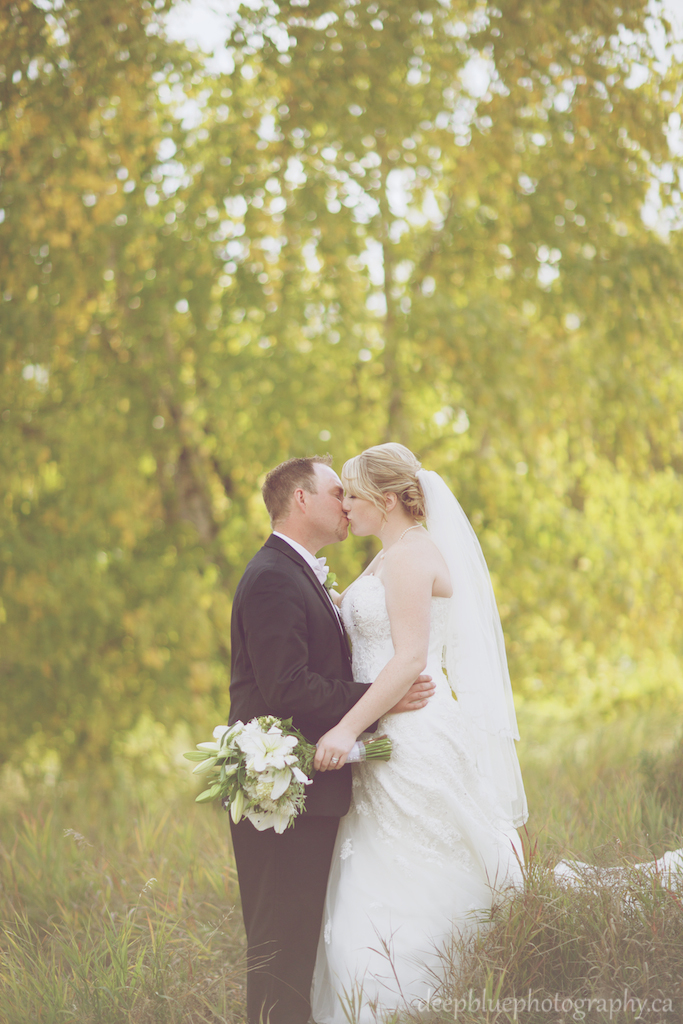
[
  {"left": 265, "top": 535, "right": 348, "bottom": 643},
  {"left": 300, "top": 561, "right": 347, "bottom": 640}
]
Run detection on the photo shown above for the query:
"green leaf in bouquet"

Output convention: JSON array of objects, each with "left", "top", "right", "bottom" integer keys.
[
  {"left": 216, "top": 725, "right": 240, "bottom": 748},
  {"left": 184, "top": 750, "right": 211, "bottom": 762},
  {"left": 295, "top": 740, "right": 316, "bottom": 776}
]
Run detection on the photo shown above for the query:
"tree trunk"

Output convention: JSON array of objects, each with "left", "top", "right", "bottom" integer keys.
[{"left": 377, "top": 158, "right": 409, "bottom": 445}]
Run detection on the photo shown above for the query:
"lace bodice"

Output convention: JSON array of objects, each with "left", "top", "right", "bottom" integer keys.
[{"left": 341, "top": 574, "right": 450, "bottom": 687}]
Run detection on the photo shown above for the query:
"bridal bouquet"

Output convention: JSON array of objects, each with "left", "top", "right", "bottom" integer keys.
[{"left": 184, "top": 717, "right": 391, "bottom": 833}]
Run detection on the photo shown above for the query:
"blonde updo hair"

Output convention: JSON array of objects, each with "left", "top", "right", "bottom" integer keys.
[{"left": 341, "top": 443, "right": 426, "bottom": 521}]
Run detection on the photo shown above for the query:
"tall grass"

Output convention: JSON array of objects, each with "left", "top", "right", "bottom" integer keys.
[
  {"left": 1, "top": 709, "right": 681, "bottom": 1023},
  {"left": 519, "top": 706, "right": 683, "bottom": 861},
  {"left": 430, "top": 709, "right": 683, "bottom": 1024},
  {"left": 0, "top": 797, "right": 246, "bottom": 1023},
  {"left": 439, "top": 854, "right": 683, "bottom": 1024}
]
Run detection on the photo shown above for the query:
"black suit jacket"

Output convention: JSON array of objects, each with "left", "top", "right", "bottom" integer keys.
[{"left": 229, "top": 534, "right": 369, "bottom": 817}]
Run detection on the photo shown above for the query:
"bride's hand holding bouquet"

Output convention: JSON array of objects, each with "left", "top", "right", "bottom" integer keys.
[{"left": 313, "top": 721, "right": 358, "bottom": 772}]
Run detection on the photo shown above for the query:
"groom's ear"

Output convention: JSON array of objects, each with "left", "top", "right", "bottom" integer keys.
[{"left": 292, "top": 486, "right": 308, "bottom": 513}]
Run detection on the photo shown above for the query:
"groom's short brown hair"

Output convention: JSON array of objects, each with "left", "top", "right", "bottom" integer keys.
[{"left": 262, "top": 454, "right": 333, "bottom": 526}]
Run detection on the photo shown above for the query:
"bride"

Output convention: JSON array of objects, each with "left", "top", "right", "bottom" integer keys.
[{"left": 310, "top": 443, "right": 528, "bottom": 1024}]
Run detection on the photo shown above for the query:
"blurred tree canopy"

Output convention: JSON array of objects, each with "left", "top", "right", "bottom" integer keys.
[{"left": 1, "top": 0, "right": 682, "bottom": 778}]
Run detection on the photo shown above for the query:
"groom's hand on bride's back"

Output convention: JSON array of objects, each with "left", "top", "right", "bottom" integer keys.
[{"left": 389, "top": 674, "right": 435, "bottom": 713}]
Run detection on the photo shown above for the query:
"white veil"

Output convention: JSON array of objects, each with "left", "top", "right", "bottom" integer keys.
[{"left": 418, "top": 469, "right": 528, "bottom": 828}]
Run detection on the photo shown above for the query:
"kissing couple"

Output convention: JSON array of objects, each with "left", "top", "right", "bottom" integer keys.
[{"left": 228, "top": 442, "right": 528, "bottom": 1024}]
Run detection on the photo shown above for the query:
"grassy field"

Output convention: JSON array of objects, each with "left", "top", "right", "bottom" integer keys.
[
  {"left": 1, "top": 709, "right": 682, "bottom": 1024},
  {"left": 437, "top": 709, "right": 683, "bottom": 1024}
]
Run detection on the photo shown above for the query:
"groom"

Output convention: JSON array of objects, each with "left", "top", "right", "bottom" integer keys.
[{"left": 229, "top": 455, "right": 434, "bottom": 1024}]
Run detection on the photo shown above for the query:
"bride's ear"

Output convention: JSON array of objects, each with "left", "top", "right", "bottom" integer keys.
[{"left": 384, "top": 492, "right": 398, "bottom": 513}]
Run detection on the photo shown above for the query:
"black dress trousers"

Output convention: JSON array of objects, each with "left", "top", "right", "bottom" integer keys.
[{"left": 231, "top": 813, "right": 340, "bottom": 1024}]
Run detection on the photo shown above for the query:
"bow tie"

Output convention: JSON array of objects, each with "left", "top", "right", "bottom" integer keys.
[{"left": 312, "top": 557, "right": 329, "bottom": 584}]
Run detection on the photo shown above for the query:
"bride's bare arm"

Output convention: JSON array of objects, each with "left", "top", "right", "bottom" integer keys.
[{"left": 314, "top": 548, "right": 434, "bottom": 771}]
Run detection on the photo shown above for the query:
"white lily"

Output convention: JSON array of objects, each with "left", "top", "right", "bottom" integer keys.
[
  {"left": 291, "top": 766, "right": 312, "bottom": 786},
  {"left": 213, "top": 722, "right": 243, "bottom": 750},
  {"left": 245, "top": 806, "right": 294, "bottom": 834},
  {"left": 236, "top": 725, "right": 298, "bottom": 772},
  {"left": 269, "top": 768, "right": 292, "bottom": 800}
]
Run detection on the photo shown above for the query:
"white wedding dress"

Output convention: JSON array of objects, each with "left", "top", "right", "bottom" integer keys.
[{"left": 311, "top": 574, "right": 524, "bottom": 1024}]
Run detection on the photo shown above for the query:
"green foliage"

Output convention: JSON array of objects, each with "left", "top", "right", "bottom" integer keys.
[{"left": 1, "top": 0, "right": 682, "bottom": 771}]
